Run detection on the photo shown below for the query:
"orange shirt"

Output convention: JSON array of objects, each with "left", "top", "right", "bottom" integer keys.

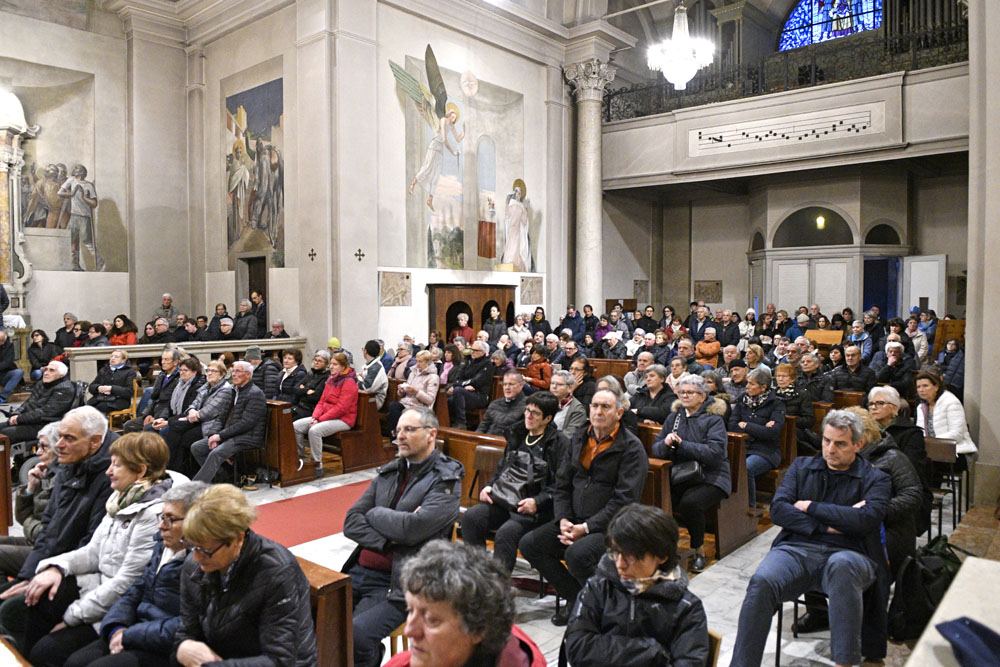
[{"left": 580, "top": 424, "right": 620, "bottom": 469}]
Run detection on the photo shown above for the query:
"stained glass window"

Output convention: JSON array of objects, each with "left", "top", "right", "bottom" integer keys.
[{"left": 779, "top": 0, "right": 883, "bottom": 51}]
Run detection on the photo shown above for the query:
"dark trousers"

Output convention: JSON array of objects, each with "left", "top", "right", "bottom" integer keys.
[
  {"left": 384, "top": 401, "right": 406, "bottom": 436},
  {"left": 162, "top": 419, "right": 202, "bottom": 476},
  {"left": 461, "top": 502, "right": 540, "bottom": 573},
  {"left": 30, "top": 624, "right": 99, "bottom": 667},
  {"left": 23, "top": 574, "right": 83, "bottom": 656},
  {"left": 672, "top": 483, "right": 727, "bottom": 549},
  {"left": 0, "top": 537, "right": 31, "bottom": 579},
  {"left": 0, "top": 424, "right": 42, "bottom": 446},
  {"left": 518, "top": 518, "right": 606, "bottom": 604},
  {"left": 65, "top": 637, "right": 170, "bottom": 667},
  {"left": 349, "top": 564, "right": 406, "bottom": 667},
  {"left": 447, "top": 389, "right": 487, "bottom": 428}
]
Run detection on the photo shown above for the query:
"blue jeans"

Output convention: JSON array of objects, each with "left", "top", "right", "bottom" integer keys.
[
  {"left": 0, "top": 370, "right": 23, "bottom": 402},
  {"left": 348, "top": 564, "right": 406, "bottom": 667},
  {"left": 731, "top": 542, "right": 875, "bottom": 667},
  {"left": 135, "top": 387, "right": 154, "bottom": 416},
  {"left": 746, "top": 454, "right": 774, "bottom": 507},
  {"left": 29, "top": 369, "right": 42, "bottom": 382}
]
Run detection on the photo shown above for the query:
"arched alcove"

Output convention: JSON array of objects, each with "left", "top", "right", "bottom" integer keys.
[
  {"left": 865, "top": 223, "right": 901, "bottom": 245},
  {"left": 480, "top": 300, "right": 501, "bottom": 329},
  {"left": 750, "top": 231, "right": 765, "bottom": 251},
  {"left": 773, "top": 207, "right": 854, "bottom": 247},
  {"left": 446, "top": 301, "right": 473, "bottom": 337}
]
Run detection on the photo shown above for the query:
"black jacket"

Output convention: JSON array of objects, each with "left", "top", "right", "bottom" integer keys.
[
  {"left": 573, "top": 376, "right": 597, "bottom": 408},
  {"left": 233, "top": 312, "right": 258, "bottom": 339},
  {"left": 292, "top": 369, "right": 331, "bottom": 420},
  {"left": 449, "top": 355, "right": 493, "bottom": 402},
  {"left": 719, "top": 321, "right": 742, "bottom": 348},
  {"left": 884, "top": 420, "right": 932, "bottom": 535},
  {"left": 54, "top": 327, "right": 77, "bottom": 349},
  {"left": 252, "top": 358, "right": 282, "bottom": 399},
  {"left": 632, "top": 385, "right": 676, "bottom": 425},
  {"left": 14, "top": 375, "right": 76, "bottom": 425},
  {"left": 174, "top": 530, "right": 317, "bottom": 665},
  {"left": 829, "top": 364, "right": 877, "bottom": 394},
  {"left": 728, "top": 391, "right": 786, "bottom": 468},
  {"left": 875, "top": 362, "right": 913, "bottom": 396},
  {"left": 860, "top": 435, "right": 924, "bottom": 577},
  {"left": 597, "top": 340, "right": 628, "bottom": 360},
  {"left": 476, "top": 392, "right": 527, "bottom": 437},
  {"left": 653, "top": 399, "right": 731, "bottom": 496},
  {"left": 483, "top": 317, "right": 507, "bottom": 345},
  {"left": 343, "top": 449, "right": 464, "bottom": 602},
  {"left": 28, "top": 342, "right": 63, "bottom": 372},
  {"left": 218, "top": 382, "right": 267, "bottom": 447},
  {"left": 88, "top": 364, "right": 137, "bottom": 412},
  {"left": 775, "top": 383, "right": 815, "bottom": 432},
  {"left": 18, "top": 429, "right": 118, "bottom": 580},
  {"left": 254, "top": 302, "right": 268, "bottom": 335},
  {"left": 207, "top": 313, "right": 230, "bottom": 338},
  {"left": 0, "top": 339, "right": 16, "bottom": 374},
  {"left": 554, "top": 425, "right": 648, "bottom": 533},
  {"left": 529, "top": 318, "right": 552, "bottom": 337},
  {"left": 563, "top": 556, "right": 709, "bottom": 667},
  {"left": 142, "top": 370, "right": 180, "bottom": 420},
  {"left": 276, "top": 365, "right": 307, "bottom": 404},
  {"left": 800, "top": 369, "right": 835, "bottom": 403},
  {"left": 489, "top": 423, "right": 568, "bottom": 517}
]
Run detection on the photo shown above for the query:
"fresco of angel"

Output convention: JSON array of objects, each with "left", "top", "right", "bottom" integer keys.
[{"left": 389, "top": 45, "right": 465, "bottom": 212}]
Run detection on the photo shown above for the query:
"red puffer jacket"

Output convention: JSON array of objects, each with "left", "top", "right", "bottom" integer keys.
[{"left": 312, "top": 368, "right": 359, "bottom": 426}]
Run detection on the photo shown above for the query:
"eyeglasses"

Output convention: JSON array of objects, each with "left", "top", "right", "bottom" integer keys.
[
  {"left": 677, "top": 390, "right": 699, "bottom": 396},
  {"left": 606, "top": 548, "right": 638, "bottom": 566},
  {"left": 392, "top": 425, "right": 431, "bottom": 438},
  {"left": 869, "top": 401, "right": 890, "bottom": 408},
  {"left": 524, "top": 408, "right": 544, "bottom": 418},
  {"left": 157, "top": 512, "right": 185, "bottom": 526},
  {"left": 181, "top": 538, "right": 227, "bottom": 558}
]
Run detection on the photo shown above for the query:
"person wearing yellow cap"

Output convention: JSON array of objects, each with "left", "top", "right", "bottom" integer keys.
[{"left": 327, "top": 337, "right": 354, "bottom": 367}]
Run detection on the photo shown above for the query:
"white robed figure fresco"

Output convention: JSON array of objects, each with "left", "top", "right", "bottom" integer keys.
[{"left": 501, "top": 179, "right": 530, "bottom": 272}]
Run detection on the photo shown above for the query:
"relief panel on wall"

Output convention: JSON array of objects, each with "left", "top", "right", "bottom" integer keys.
[
  {"left": 1, "top": 57, "right": 126, "bottom": 272},
  {"left": 223, "top": 76, "right": 285, "bottom": 270},
  {"left": 388, "top": 45, "right": 528, "bottom": 271}
]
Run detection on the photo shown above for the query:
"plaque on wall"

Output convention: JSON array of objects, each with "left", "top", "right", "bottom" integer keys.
[
  {"left": 380, "top": 272, "right": 411, "bottom": 307},
  {"left": 633, "top": 280, "right": 649, "bottom": 303},
  {"left": 520, "top": 276, "right": 542, "bottom": 305},
  {"left": 693, "top": 280, "right": 723, "bottom": 304}
]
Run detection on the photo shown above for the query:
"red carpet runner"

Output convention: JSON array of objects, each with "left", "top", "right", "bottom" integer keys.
[{"left": 252, "top": 481, "right": 369, "bottom": 548}]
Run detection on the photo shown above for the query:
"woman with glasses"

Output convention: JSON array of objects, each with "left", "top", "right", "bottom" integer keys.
[
  {"left": 27, "top": 330, "right": 62, "bottom": 382},
  {"left": 22, "top": 432, "right": 181, "bottom": 665},
  {"left": 162, "top": 360, "right": 232, "bottom": 476},
  {"left": 70, "top": 320, "right": 90, "bottom": 348},
  {"left": 384, "top": 349, "right": 440, "bottom": 436},
  {"left": 773, "top": 363, "right": 816, "bottom": 456},
  {"left": 562, "top": 503, "right": 709, "bottom": 666},
  {"left": 631, "top": 364, "right": 674, "bottom": 425},
  {"left": 174, "top": 484, "right": 317, "bottom": 666},
  {"left": 461, "top": 391, "right": 567, "bottom": 574},
  {"left": 652, "top": 375, "right": 729, "bottom": 573},
  {"left": 569, "top": 358, "right": 596, "bottom": 408}
]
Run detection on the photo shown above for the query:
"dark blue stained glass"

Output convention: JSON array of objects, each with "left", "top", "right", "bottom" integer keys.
[{"left": 779, "top": 0, "right": 883, "bottom": 51}]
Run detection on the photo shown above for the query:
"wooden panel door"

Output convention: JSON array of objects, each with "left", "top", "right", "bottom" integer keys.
[{"left": 428, "top": 285, "right": 516, "bottom": 341}]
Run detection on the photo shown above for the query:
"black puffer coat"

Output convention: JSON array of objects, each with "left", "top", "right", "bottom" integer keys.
[
  {"left": 28, "top": 342, "right": 62, "bottom": 372},
  {"left": 728, "top": 390, "right": 786, "bottom": 468},
  {"left": 292, "top": 369, "right": 330, "bottom": 420},
  {"left": 173, "top": 530, "right": 317, "bottom": 665},
  {"left": 631, "top": 385, "right": 676, "bottom": 425},
  {"left": 276, "top": 365, "right": 307, "bottom": 404},
  {"left": 252, "top": 358, "right": 282, "bottom": 399},
  {"left": 860, "top": 435, "right": 924, "bottom": 578},
  {"left": 653, "top": 398, "right": 731, "bottom": 496},
  {"left": 563, "top": 555, "right": 709, "bottom": 667},
  {"left": 87, "top": 364, "right": 137, "bottom": 413},
  {"left": 14, "top": 375, "right": 76, "bottom": 425}
]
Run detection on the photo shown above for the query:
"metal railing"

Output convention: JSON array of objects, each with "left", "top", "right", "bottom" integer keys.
[{"left": 603, "top": 21, "right": 968, "bottom": 122}]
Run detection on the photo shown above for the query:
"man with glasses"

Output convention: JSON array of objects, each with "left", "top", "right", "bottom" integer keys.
[
  {"left": 519, "top": 388, "right": 648, "bottom": 626},
  {"left": 54, "top": 313, "right": 78, "bottom": 349},
  {"left": 445, "top": 340, "right": 492, "bottom": 430},
  {"left": 475, "top": 369, "right": 526, "bottom": 436},
  {"left": 190, "top": 361, "right": 267, "bottom": 482},
  {"left": 343, "top": 406, "right": 464, "bottom": 667}
]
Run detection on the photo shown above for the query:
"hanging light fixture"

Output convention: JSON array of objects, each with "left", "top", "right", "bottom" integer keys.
[{"left": 646, "top": 3, "right": 715, "bottom": 91}]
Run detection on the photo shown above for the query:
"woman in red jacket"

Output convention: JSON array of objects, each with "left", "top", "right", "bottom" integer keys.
[
  {"left": 108, "top": 314, "right": 139, "bottom": 346},
  {"left": 292, "top": 352, "right": 358, "bottom": 477}
]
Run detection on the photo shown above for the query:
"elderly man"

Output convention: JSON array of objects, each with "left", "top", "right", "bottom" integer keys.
[
  {"left": 675, "top": 337, "right": 704, "bottom": 374},
  {"left": 608, "top": 310, "right": 630, "bottom": 335},
  {"left": 597, "top": 330, "right": 627, "bottom": 360},
  {"left": 0, "top": 330, "right": 24, "bottom": 403},
  {"left": 124, "top": 349, "right": 182, "bottom": 433},
  {"left": 0, "top": 361, "right": 75, "bottom": 445},
  {"left": 449, "top": 313, "right": 474, "bottom": 343},
  {"left": 553, "top": 340, "right": 586, "bottom": 368},
  {"left": 152, "top": 294, "right": 177, "bottom": 330},
  {"left": 721, "top": 345, "right": 740, "bottom": 376},
  {"left": 719, "top": 310, "right": 741, "bottom": 348},
  {"left": 476, "top": 369, "right": 526, "bottom": 436},
  {"left": 232, "top": 299, "right": 258, "bottom": 339},
  {"left": 874, "top": 341, "right": 913, "bottom": 395},
  {"left": 213, "top": 318, "right": 236, "bottom": 341},
  {"left": 688, "top": 306, "right": 711, "bottom": 342},
  {"left": 731, "top": 410, "right": 891, "bottom": 667},
  {"left": 54, "top": 313, "right": 78, "bottom": 349},
  {"left": 147, "top": 318, "right": 173, "bottom": 345},
  {"left": 724, "top": 358, "right": 749, "bottom": 399},
  {"left": 830, "top": 345, "right": 877, "bottom": 395},
  {"left": 445, "top": 340, "right": 492, "bottom": 430},
  {"left": 264, "top": 319, "right": 289, "bottom": 339},
  {"left": 0, "top": 407, "right": 117, "bottom": 642},
  {"left": 624, "top": 351, "right": 654, "bottom": 399},
  {"left": 191, "top": 360, "right": 267, "bottom": 482},
  {"left": 518, "top": 388, "right": 648, "bottom": 626},
  {"left": 343, "top": 406, "right": 463, "bottom": 667},
  {"left": 799, "top": 352, "right": 834, "bottom": 403},
  {"left": 543, "top": 334, "right": 561, "bottom": 363}
]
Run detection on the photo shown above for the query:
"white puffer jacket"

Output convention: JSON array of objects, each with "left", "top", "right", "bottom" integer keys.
[
  {"left": 916, "top": 390, "right": 977, "bottom": 455},
  {"left": 38, "top": 471, "right": 187, "bottom": 628}
]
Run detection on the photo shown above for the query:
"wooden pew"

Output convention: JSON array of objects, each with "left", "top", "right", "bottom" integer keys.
[
  {"left": 755, "top": 415, "right": 798, "bottom": 499},
  {"left": 812, "top": 401, "right": 833, "bottom": 434},
  {"left": 833, "top": 390, "right": 865, "bottom": 408},
  {"left": 296, "top": 557, "right": 352, "bottom": 667},
  {"left": 264, "top": 400, "right": 316, "bottom": 486},
  {"left": 323, "top": 391, "right": 396, "bottom": 473},
  {"left": 463, "top": 376, "right": 503, "bottom": 431},
  {"left": 589, "top": 358, "right": 633, "bottom": 384},
  {"left": 435, "top": 389, "right": 451, "bottom": 428},
  {"left": 643, "top": 458, "right": 673, "bottom": 515},
  {"left": 385, "top": 378, "right": 403, "bottom": 408}
]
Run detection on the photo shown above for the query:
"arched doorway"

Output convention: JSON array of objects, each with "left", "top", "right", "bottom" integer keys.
[{"left": 428, "top": 285, "right": 516, "bottom": 342}]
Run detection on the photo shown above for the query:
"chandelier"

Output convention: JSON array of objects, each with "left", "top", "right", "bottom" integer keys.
[{"left": 646, "top": 4, "right": 715, "bottom": 91}]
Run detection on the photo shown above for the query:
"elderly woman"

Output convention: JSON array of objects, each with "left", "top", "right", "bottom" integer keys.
[
  {"left": 87, "top": 350, "right": 137, "bottom": 414},
  {"left": 729, "top": 366, "right": 786, "bottom": 507},
  {"left": 385, "top": 349, "right": 440, "bottom": 435},
  {"left": 24, "top": 432, "right": 178, "bottom": 665},
  {"left": 149, "top": 358, "right": 206, "bottom": 437},
  {"left": 652, "top": 375, "right": 730, "bottom": 573},
  {"left": 699, "top": 369, "right": 733, "bottom": 424},
  {"left": 449, "top": 313, "right": 475, "bottom": 344},
  {"left": 0, "top": 423, "right": 59, "bottom": 579},
  {"left": 490, "top": 349, "right": 514, "bottom": 377},
  {"left": 385, "top": 541, "right": 543, "bottom": 667},
  {"left": 563, "top": 504, "right": 709, "bottom": 665},
  {"left": 275, "top": 349, "right": 307, "bottom": 405},
  {"left": 522, "top": 345, "right": 551, "bottom": 394},
  {"left": 665, "top": 356, "right": 691, "bottom": 396},
  {"left": 461, "top": 392, "right": 568, "bottom": 573},
  {"left": 389, "top": 342, "right": 416, "bottom": 381},
  {"left": 507, "top": 314, "right": 531, "bottom": 349},
  {"left": 773, "top": 363, "right": 816, "bottom": 455},
  {"left": 294, "top": 352, "right": 358, "bottom": 477},
  {"left": 550, "top": 370, "right": 587, "bottom": 440},
  {"left": 291, "top": 350, "right": 331, "bottom": 421},
  {"left": 173, "top": 484, "right": 316, "bottom": 666},
  {"left": 631, "top": 363, "right": 675, "bottom": 425},
  {"left": 625, "top": 329, "right": 644, "bottom": 357},
  {"left": 163, "top": 360, "right": 233, "bottom": 476},
  {"left": 62, "top": 482, "right": 208, "bottom": 667},
  {"left": 695, "top": 327, "right": 721, "bottom": 368}
]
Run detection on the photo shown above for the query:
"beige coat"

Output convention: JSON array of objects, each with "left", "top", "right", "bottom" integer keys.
[{"left": 399, "top": 365, "right": 440, "bottom": 409}]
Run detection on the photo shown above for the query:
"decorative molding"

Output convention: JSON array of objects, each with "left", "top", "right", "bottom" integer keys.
[{"left": 564, "top": 59, "right": 616, "bottom": 102}]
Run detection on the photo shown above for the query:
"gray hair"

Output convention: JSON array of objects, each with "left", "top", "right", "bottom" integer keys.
[
  {"left": 47, "top": 360, "right": 68, "bottom": 377},
  {"left": 401, "top": 405, "right": 439, "bottom": 429},
  {"left": 232, "top": 360, "right": 253, "bottom": 374},
  {"left": 596, "top": 375, "right": 629, "bottom": 411},
  {"left": 397, "top": 341, "right": 413, "bottom": 354},
  {"left": 700, "top": 369, "right": 725, "bottom": 391},
  {"left": 852, "top": 320, "right": 863, "bottom": 327},
  {"left": 240, "top": 299, "right": 252, "bottom": 307},
  {"left": 676, "top": 374, "right": 709, "bottom": 396},
  {"left": 155, "top": 318, "right": 169, "bottom": 327},
  {"left": 885, "top": 341, "right": 904, "bottom": 353},
  {"left": 471, "top": 340, "right": 490, "bottom": 354},
  {"left": 868, "top": 385, "right": 902, "bottom": 408},
  {"left": 821, "top": 409, "right": 865, "bottom": 444},
  {"left": 490, "top": 349, "right": 508, "bottom": 364},
  {"left": 593, "top": 385, "right": 625, "bottom": 411},
  {"left": 37, "top": 422, "right": 61, "bottom": 447},
  {"left": 63, "top": 312, "right": 77, "bottom": 320},
  {"left": 551, "top": 369, "right": 574, "bottom": 386},
  {"left": 162, "top": 481, "right": 210, "bottom": 509},
  {"left": 645, "top": 364, "right": 668, "bottom": 381},
  {"left": 162, "top": 293, "right": 172, "bottom": 299},
  {"left": 637, "top": 350, "right": 655, "bottom": 362},
  {"left": 545, "top": 333, "right": 558, "bottom": 343},
  {"left": 163, "top": 348, "right": 184, "bottom": 362},
  {"left": 313, "top": 349, "right": 331, "bottom": 361},
  {"left": 271, "top": 319, "right": 284, "bottom": 328},
  {"left": 399, "top": 541, "right": 514, "bottom": 657},
  {"left": 704, "top": 327, "right": 716, "bottom": 336},
  {"left": 219, "top": 317, "right": 234, "bottom": 326},
  {"left": 64, "top": 406, "right": 108, "bottom": 439},
  {"left": 457, "top": 313, "right": 469, "bottom": 323},
  {"left": 802, "top": 352, "right": 821, "bottom": 363},
  {"left": 747, "top": 366, "right": 772, "bottom": 387}
]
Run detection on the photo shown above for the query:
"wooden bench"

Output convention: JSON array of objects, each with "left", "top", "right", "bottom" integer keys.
[
  {"left": 296, "top": 556, "right": 352, "bottom": 667},
  {"left": 323, "top": 391, "right": 396, "bottom": 473},
  {"left": 812, "top": 401, "right": 833, "bottom": 434},
  {"left": 755, "top": 415, "right": 798, "bottom": 500},
  {"left": 264, "top": 400, "right": 316, "bottom": 486},
  {"left": 589, "top": 358, "right": 633, "bottom": 384},
  {"left": 833, "top": 390, "right": 865, "bottom": 409},
  {"left": 465, "top": 375, "right": 504, "bottom": 429}
]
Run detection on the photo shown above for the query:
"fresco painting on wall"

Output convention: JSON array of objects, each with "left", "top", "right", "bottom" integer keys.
[
  {"left": 2, "top": 56, "right": 127, "bottom": 271},
  {"left": 224, "top": 77, "right": 285, "bottom": 269},
  {"left": 389, "top": 45, "right": 527, "bottom": 271}
]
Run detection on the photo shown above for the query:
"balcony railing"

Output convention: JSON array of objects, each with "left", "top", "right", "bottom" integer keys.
[{"left": 603, "top": 21, "right": 968, "bottom": 122}]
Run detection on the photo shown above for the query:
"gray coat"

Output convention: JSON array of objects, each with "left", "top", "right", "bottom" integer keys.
[
  {"left": 555, "top": 398, "right": 587, "bottom": 440},
  {"left": 343, "top": 449, "right": 463, "bottom": 602},
  {"left": 217, "top": 382, "right": 267, "bottom": 447},
  {"left": 189, "top": 380, "right": 235, "bottom": 438},
  {"left": 232, "top": 312, "right": 258, "bottom": 339},
  {"left": 476, "top": 392, "right": 526, "bottom": 437}
]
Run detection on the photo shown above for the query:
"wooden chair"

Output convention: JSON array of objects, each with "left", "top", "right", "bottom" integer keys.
[
  {"left": 833, "top": 390, "right": 865, "bottom": 409},
  {"left": 708, "top": 629, "right": 722, "bottom": 667},
  {"left": 296, "top": 556, "right": 353, "bottom": 667},
  {"left": 108, "top": 376, "right": 142, "bottom": 431},
  {"left": 589, "top": 358, "right": 633, "bottom": 384},
  {"left": 436, "top": 427, "right": 507, "bottom": 508},
  {"left": 811, "top": 401, "right": 833, "bottom": 434},
  {"left": 322, "top": 391, "right": 395, "bottom": 473},
  {"left": 465, "top": 376, "right": 504, "bottom": 430},
  {"left": 754, "top": 415, "right": 798, "bottom": 500},
  {"left": 925, "top": 436, "right": 961, "bottom": 535},
  {"left": 389, "top": 622, "right": 408, "bottom": 656},
  {"left": 468, "top": 444, "right": 505, "bottom": 501},
  {"left": 434, "top": 389, "right": 451, "bottom": 428}
]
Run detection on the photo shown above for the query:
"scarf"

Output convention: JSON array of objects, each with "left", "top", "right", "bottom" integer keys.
[
  {"left": 774, "top": 384, "right": 798, "bottom": 400},
  {"left": 105, "top": 479, "right": 153, "bottom": 517},
  {"left": 743, "top": 388, "right": 772, "bottom": 410},
  {"left": 170, "top": 374, "right": 196, "bottom": 416},
  {"left": 620, "top": 567, "right": 677, "bottom": 596}
]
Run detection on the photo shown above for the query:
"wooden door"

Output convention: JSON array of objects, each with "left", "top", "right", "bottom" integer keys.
[{"left": 428, "top": 285, "right": 516, "bottom": 341}]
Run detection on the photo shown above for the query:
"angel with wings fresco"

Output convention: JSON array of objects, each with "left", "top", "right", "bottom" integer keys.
[{"left": 390, "top": 45, "right": 465, "bottom": 212}]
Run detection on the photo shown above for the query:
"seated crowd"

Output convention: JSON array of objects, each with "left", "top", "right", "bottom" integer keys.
[{"left": 0, "top": 296, "right": 971, "bottom": 666}]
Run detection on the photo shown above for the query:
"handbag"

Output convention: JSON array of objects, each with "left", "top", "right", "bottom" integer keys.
[
  {"left": 666, "top": 413, "right": 705, "bottom": 490},
  {"left": 489, "top": 448, "right": 549, "bottom": 513}
]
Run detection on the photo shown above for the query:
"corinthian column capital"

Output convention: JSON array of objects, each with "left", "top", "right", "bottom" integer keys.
[{"left": 564, "top": 59, "right": 616, "bottom": 103}]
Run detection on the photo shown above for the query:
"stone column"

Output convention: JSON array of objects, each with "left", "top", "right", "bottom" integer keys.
[
  {"left": 564, "top": 59, "right": 614, "bottom": 308},
  {"left": 0, "top": 142, "right": 10, "bottom": 284},
  {"left": 544, "top": 65, "right": 570, "bottom": 308},
  {"left": 186, "top": 46, "right": 206, "bottom": 316}
]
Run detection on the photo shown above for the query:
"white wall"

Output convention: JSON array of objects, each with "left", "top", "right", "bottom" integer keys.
[
  {"left": 602, "top": 194, "right": 654, "bottom": 301},
  {"left": 913, "top": 174, "right": 969, "bottom": 314},
  {"left": 29, "top": 271, "right": 130, "bottom": 330},
  {"left": 691, "top": 197, "right": 751, "bottom": 310}
]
